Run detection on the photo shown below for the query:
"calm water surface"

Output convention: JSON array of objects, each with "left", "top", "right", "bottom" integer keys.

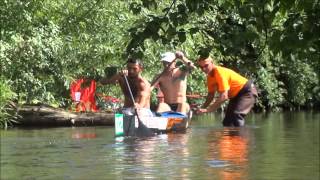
[{"left": 1, "top": 111, "right": 319, "bottom": 179}]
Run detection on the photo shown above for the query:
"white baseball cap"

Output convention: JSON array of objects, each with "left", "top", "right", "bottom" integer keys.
[{"left": 160, "top": 52, "right": 175, "bottom": 63}]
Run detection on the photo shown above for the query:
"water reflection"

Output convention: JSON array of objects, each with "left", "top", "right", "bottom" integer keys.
[
  {"left": 1, "top": 112, "right": 318, "bottom": 179},
  {"left": 207, "top": 128, "right": 250, "bottom": 180},
  {"left": 71, "top": 128, "right": 97, "bottom": 139},
  {"left": 166, "top": 133, "right": 191, "bottom": 179},
  {"left": 112, "top": 132, "right": 191, "bottom": 179}
]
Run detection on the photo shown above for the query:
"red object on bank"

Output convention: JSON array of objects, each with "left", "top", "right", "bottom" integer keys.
[{"left": 70, "top": 79, "right": 98, "bottom": 112}]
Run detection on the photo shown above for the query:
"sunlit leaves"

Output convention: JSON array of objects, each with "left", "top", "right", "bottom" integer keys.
[
  {"left": 0, "top": 78, "right": 18, "bottom": 129},
  {"left": 1, "top": 0, "right": 319, "bottom": 111},
  {"left": 1, "top": 0, "right": 137, "bottom": 107},
  {"left": 126, "top": 0, "right": 319, "bottom": 109}
]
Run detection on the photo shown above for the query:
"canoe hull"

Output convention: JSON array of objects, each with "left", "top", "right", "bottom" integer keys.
[{"left": 115, "top": 113, "right": 190, "bottom": 137}]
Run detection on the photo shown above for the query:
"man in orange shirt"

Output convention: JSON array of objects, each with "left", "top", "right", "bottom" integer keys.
[{"left": 196, "top": 57, "right": 258, "bottom": 126}]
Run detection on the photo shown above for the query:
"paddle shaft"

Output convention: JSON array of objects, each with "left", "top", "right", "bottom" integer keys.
[
  {"left": 123, "top": 75, "right": 134, "bottom": 105},
  {"left": 123, "top": 75, "right": 143, "bottom": 122}
]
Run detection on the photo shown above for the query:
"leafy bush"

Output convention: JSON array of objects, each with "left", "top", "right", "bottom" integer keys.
[
  {"left": 0, "top": 78, "right": 19, "bottom": 129},
  {"left": 1, "top": 0, "right": 319, "bottom": 115}
]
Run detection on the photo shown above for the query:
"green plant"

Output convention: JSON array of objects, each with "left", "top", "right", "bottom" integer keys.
[{"left": 0, "top": 78, "right": 19, "bottom": 129}]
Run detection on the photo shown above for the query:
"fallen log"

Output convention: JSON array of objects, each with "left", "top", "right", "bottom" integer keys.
[{"left": 16, "top": 105, "right": 114, "bottom": 127}]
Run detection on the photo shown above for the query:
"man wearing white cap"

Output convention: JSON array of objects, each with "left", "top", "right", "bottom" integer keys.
[{"left": 152, "top": 51, "right": 195, "bottom": 115}]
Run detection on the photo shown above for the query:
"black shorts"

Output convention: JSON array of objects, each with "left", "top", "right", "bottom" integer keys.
[{"left": 168, "top": 103, "right": 179, "bottom": 112}]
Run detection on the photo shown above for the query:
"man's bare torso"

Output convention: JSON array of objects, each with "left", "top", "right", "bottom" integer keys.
[
  {"left": 158, "top": 68, "right": 187, "bottom": 104},
  {"left": 118, "top": 76, "right": 150, "bottom": 108}
]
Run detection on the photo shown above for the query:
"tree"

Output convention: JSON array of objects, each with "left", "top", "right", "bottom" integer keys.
[{"left": 125, "top": 0, "right": 320, "bottom": 109}]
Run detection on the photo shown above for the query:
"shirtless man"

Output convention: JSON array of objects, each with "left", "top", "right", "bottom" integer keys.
[
  {"left": 100, "top": 58, "right": 152, "bottom": 116},
  {"left": 152, "top": 51, "right": 195, "bottom": 115}
]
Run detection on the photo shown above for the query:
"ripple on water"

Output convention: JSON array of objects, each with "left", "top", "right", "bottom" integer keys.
[{"left": 207, "top": 160, "right": 230, "bottom": 168}]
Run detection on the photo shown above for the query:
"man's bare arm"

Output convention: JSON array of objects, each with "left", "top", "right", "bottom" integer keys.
[
  {"left": 150, "top": 74, "right": 161, "bottom": 91},
  {"left": 202, "top": 92, "right": 215, "bottom": 108},
  {"left": 135, "top": 80, "right": 151, "bottom": 108},
  {"left": 175, "top": 51, "right": 195, "bottom": 72},
  {"left": 99, "top": 73, "right": 120, "bottom": 85},
  {"left": 206, "top": 91, "right": 228, "bottom": 112}
]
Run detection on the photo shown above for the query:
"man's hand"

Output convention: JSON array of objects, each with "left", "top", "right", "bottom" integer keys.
[
  {"left": 175, "top": 51, "right": 185, "bottom": 59},
  {"left": 196, "top": 108, "right": 208, "bottom": 114},
  {"left": 119, "top": 70, "right": 128, "bottom": 76},
  {"left": 134, "top": 102, "right": 141, "bottom": 109}
]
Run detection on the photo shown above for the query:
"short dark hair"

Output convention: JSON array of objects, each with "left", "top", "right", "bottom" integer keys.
[
  {"left": 197, "top": 56, "right": 213, "bottom": 62},
  {"left": 127, "top": 58, "right": 143, "bottom": 67}
]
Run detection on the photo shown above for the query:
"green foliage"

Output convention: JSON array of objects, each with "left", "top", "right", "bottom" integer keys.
[
  {"left": 1, "top": 0, "right": 136, "bottom": 108},
  {"left": 1, "top": 22, "right": 64, "bottom": 106},
  {"left": 126, "top": 0, "right": 320, "bottom": 110},
  {"left": 256, "top": 66, "right": 285, "bottom": 110},
  {"left": 0, "top": 78, "right": 19, "bottom": 129},
  {"left": 280, "top": 54, "right": 319, "bottom": 106},
  {"left": 0, "top": 0, "right": 319, "bottom": 118}
]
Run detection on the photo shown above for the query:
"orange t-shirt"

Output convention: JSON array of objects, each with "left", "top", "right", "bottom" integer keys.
[{"left": 207, "top": 66, "right": 248, "bottom": 98}]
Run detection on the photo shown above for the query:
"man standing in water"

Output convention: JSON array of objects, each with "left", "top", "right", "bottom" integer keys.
[
  {"left": 100, "top": 58, "right": 152, "bottom": 116},
  {"left": 152, "top": 51, "right": 195, "bottom": 115},
  {"left": 196, "top": 56, "right": 258, "bottom": 126}
]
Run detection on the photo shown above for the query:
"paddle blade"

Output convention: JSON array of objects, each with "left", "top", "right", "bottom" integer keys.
[
  {"left": 135, "top": 117, "right": 155, "bottom": 137},
  {"left": 114, "top": 113, "right": 124, "bottom": 136},
  {"left": 121, "top": 115, "right": 154, "bottom": 137}
]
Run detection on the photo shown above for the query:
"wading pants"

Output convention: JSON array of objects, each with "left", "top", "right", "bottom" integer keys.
[{"left": 223, "top": 80, "right": 258, "bottom": 127}]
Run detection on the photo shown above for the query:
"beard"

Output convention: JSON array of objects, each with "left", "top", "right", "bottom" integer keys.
[{"left": 128, "top": 73, "right": 138, "bottom": 79}]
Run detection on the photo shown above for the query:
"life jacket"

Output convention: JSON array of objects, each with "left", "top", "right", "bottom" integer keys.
[{"left": 70, "top": 79, "right": 98, "bottom": 112}]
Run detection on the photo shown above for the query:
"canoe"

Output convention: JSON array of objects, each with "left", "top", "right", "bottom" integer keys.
[{"left": 114, "top": 111, "right": 191, "bottom": 137}]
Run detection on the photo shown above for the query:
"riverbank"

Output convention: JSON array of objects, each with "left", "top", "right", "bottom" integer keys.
[{"left": 16, "top": 105, "right": 114, "bottom": 127}]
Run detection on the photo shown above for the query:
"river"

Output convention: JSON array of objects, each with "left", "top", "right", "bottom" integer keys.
[{"left": 1, "top": 111, "right": 319, "bottom": 179}]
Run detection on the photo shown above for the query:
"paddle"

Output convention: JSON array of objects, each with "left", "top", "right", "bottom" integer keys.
[{"left": 123, "top": 74, "right": 154, "bottom": 137}]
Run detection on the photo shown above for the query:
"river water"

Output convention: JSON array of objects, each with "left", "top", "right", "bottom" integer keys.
[{"left": 1, "top": 111, "right": 319, "bottom": 179}]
